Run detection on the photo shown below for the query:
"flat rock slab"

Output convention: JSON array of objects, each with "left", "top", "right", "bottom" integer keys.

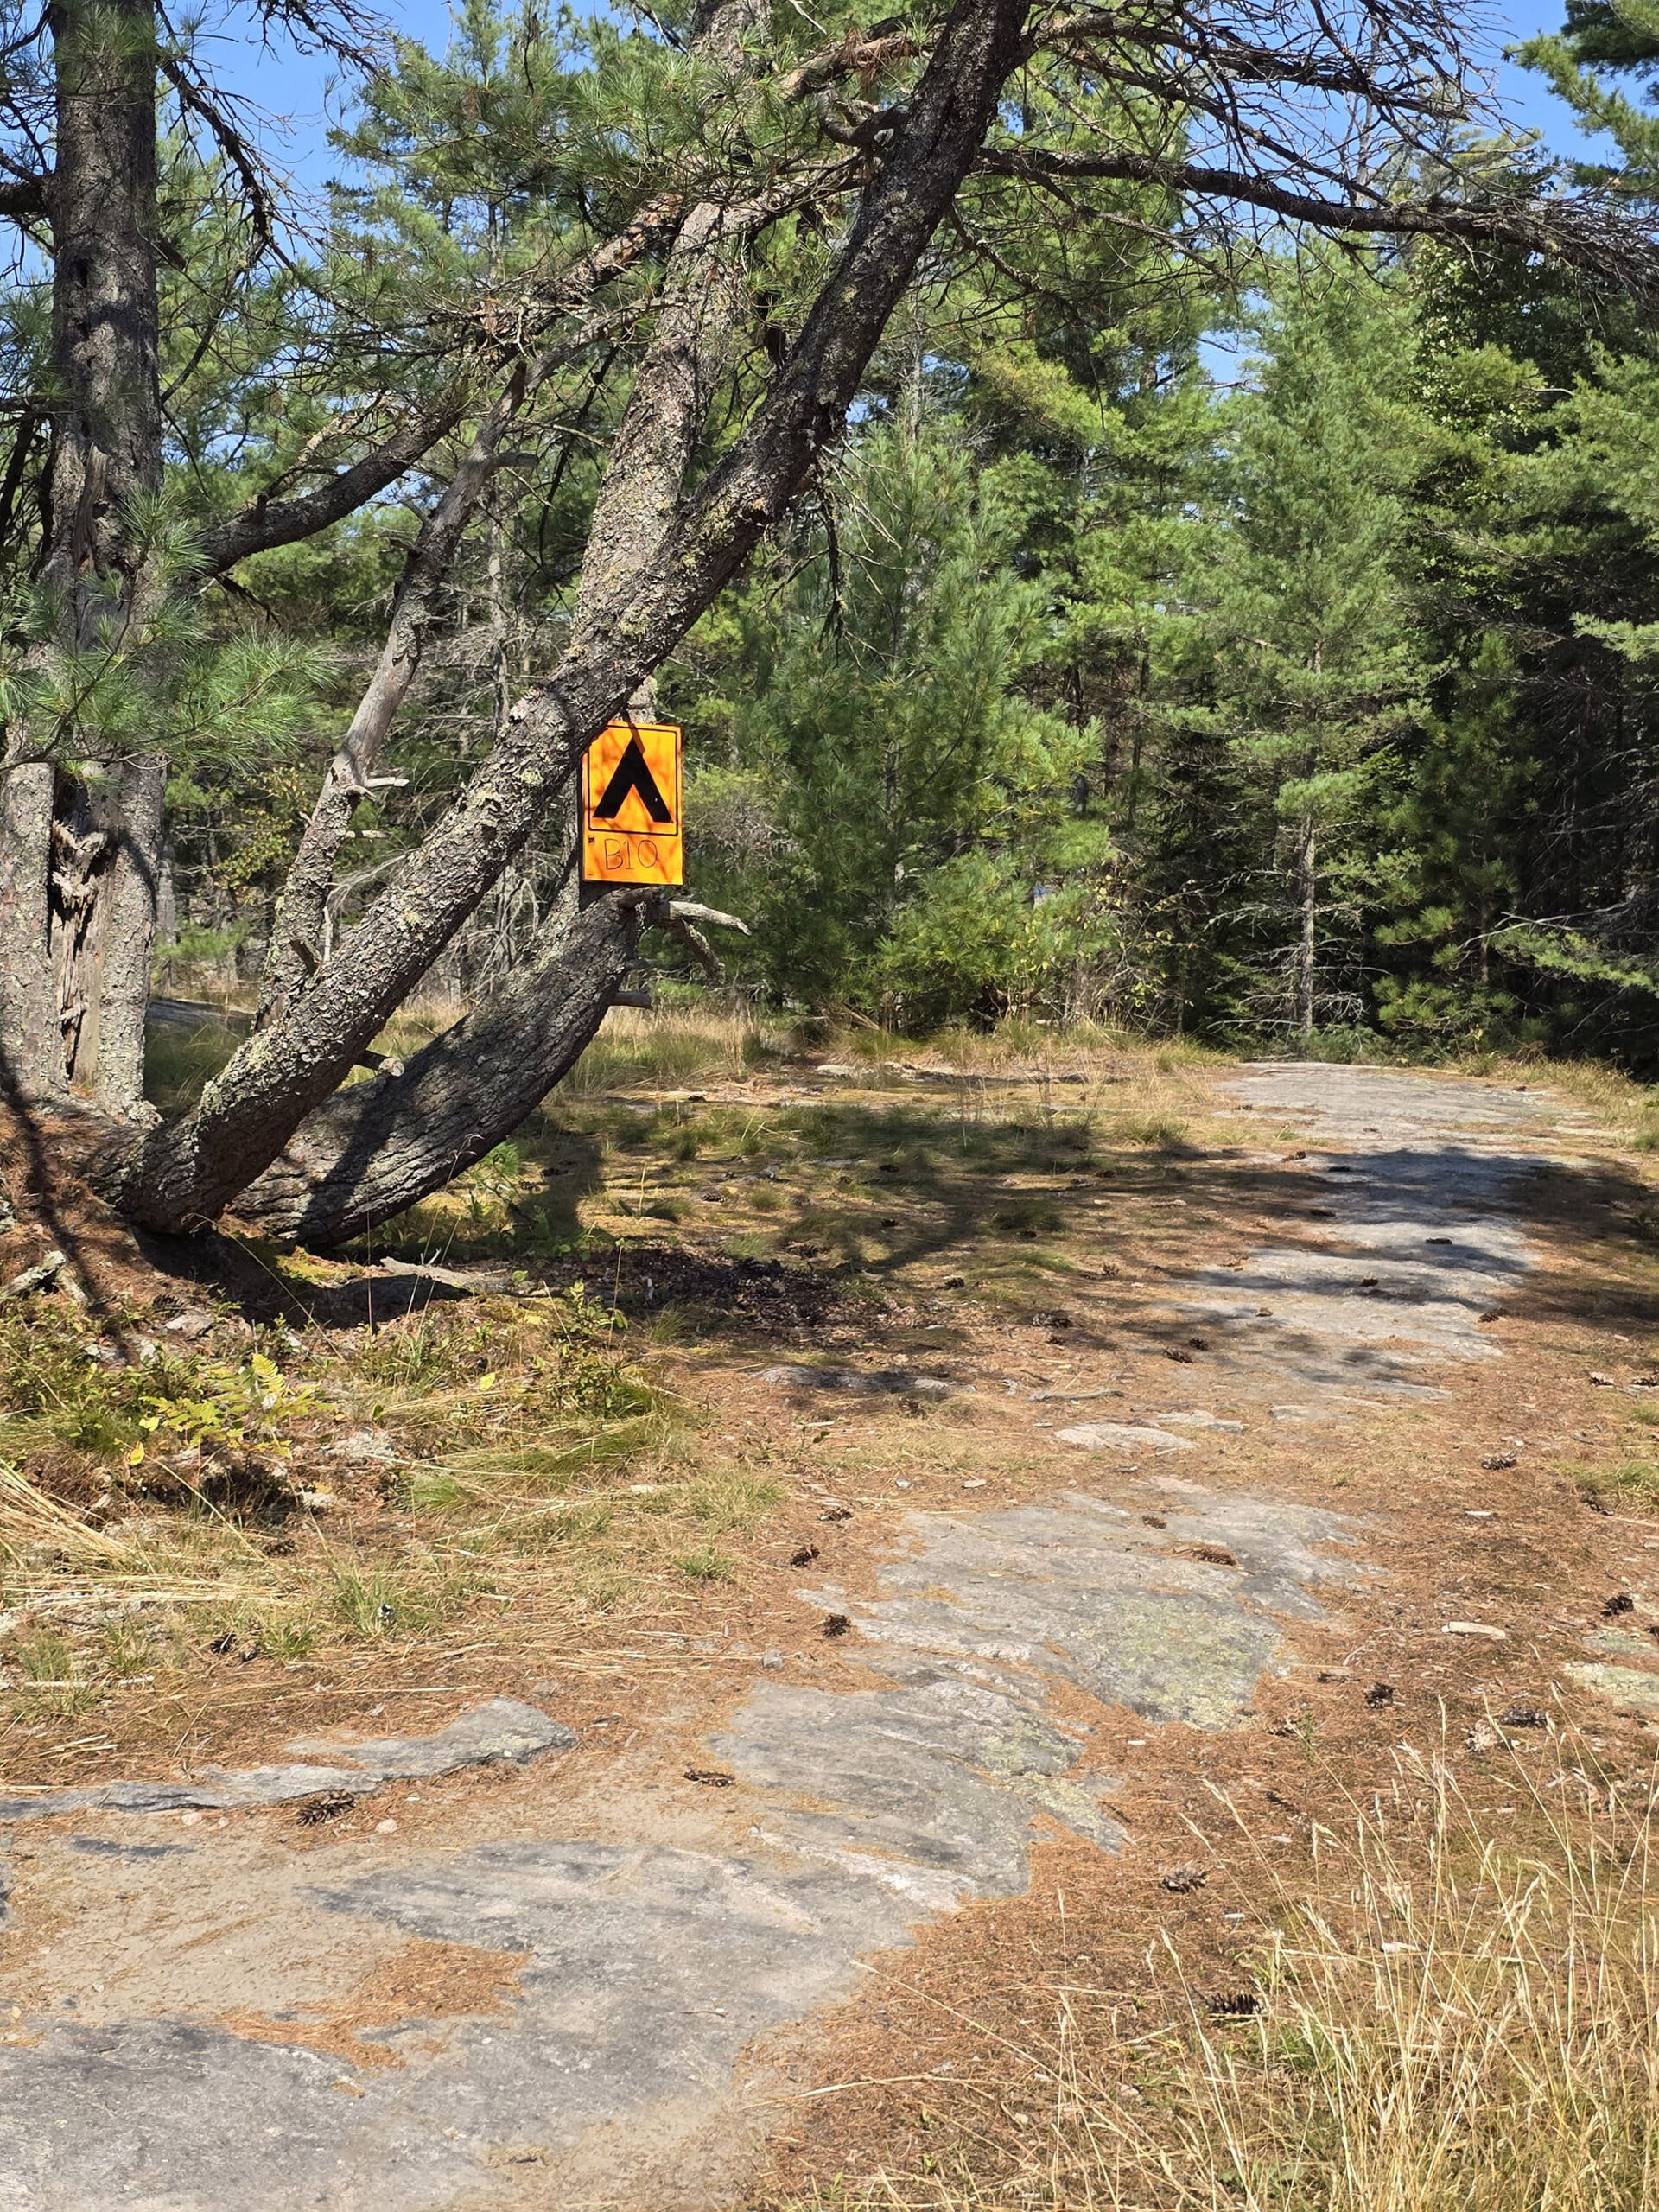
[
  {"left": 0, "top": 1488, "right": 1368, "bottom": 2209},
  {"left": 1058, "top": 1421, "right": 1197, "bottom": 1452},
  {"left": 1190, "top": 1068, "right": 1546, "bottom": 1396},
  {"left": 1230, "top": 1062, "right": 1583, "bottom": 1140},
  {"left": 0, "top": 1699, "right": 574, "bottom": 1822},
  {"left": 0, "top": 1843, "right": 919, "bottom": 2212},
  {"left": 1566, "top": 1662, "right": 1659, "bottom": 1714}
]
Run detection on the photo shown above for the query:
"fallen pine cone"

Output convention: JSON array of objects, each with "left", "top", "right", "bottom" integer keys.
[
  {"left": 296, "top": 1789, "right": 356, "bottom": 1827},
  {"left": 1160, "top": 1865, "right": 1208, "bottom": 1893}
]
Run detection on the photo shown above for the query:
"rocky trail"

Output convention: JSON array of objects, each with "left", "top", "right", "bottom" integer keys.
[{"left": 3, "top": 1061, "right": 1656, "bottom": 2210}]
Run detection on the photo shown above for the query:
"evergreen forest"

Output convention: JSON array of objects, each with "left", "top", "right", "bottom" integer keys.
[{"left": 106, "top": 1, "right": 1659, "bottom": 1074}]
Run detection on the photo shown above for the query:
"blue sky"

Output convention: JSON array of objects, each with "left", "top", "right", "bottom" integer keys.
[{"left": 205, "top": 0, "right": 1619, "bottom": 202}]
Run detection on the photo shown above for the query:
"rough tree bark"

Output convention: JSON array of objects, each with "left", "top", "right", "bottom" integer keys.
[
  {"left": 1294, "top": 814, "right": 1317, "bottom": 1040},
  {"left": 101, "top": 0, "right": 1034, "bottom": 1233},
  {"left": 0, "top": 764, "right": 58, "bottom": 1092},
  {"left": 0, "top": 0, "right": 163, "bottom": 1116},
  {"left": 238, "top": 891, "right": 652, "bottom": 1243}
]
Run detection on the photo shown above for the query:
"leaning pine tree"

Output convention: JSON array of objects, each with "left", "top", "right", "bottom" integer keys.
[{"left": 0, "top": 0, "right": 1654, "bottom": 1244}]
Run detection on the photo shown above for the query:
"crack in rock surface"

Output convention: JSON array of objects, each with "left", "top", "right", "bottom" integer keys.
[{"left": 0, "top": 1063, "right": 1562, "bottom": 2209}]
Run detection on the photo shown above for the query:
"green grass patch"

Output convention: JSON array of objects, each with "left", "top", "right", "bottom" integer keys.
[
  {"left": 677, "top": 1543, "right": 737, "bottom": 1582},
  {"left": 1576, "top": 1458, "right": 1659, "bottom": 1516}
]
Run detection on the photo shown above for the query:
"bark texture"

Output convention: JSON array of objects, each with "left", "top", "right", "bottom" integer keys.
[
  {"left": 42, "top": 0, "right": 161, "bottom": 631},
  {"left": 86, "top": 751, "right": 166, "bottom": 1112},
  {"left": 0, "top": 762, "right": 57, "bottom": 1096},
  {"left": 235, "top": 893, "right": 647, "bottom": 1244},
  {"left": 0, "top": 0, "right": 166, "bottom": 1115},
  {"left": 105, "top": 0, "right": 1033, "bottom": 1232}
]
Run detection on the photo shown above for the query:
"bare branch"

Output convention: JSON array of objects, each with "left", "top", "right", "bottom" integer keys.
[
  {"left": 775, "top": 29, "right": 920, "bottom": 100},
  {"left": 665, "top": 899, "right": 751, "bottom": 932},
  {"left": 976, "top": 148, "right": 1659, "bottom": 299},
  {"left": 196, "top": 403, "right": 468, "bottom": 575},
  {"left": 156, "top": 54, "right": 280, "bottom": 251}
]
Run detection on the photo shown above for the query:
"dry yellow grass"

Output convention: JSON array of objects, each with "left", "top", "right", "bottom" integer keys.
[{"left": 774, "top": 1741, "right": 1659, "bottom": 2212}]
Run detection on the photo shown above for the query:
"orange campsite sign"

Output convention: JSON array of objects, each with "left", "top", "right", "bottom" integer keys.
[{"left": 581, "top": 719, "right": 683, "bottom": 886}]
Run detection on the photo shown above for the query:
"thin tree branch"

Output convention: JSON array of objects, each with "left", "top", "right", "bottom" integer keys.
[{"left": 976, "top": 148, "right": 1659, "bottom": 297}]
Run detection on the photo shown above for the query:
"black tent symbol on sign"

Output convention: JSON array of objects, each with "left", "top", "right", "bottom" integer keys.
[{"left": 594, "top": 734, "right": 673, "bottom": 824}]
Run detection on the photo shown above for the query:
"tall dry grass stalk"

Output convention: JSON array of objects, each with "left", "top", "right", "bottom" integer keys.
[
  {"left": 781, "top": 1745, "right": 1659, "bottom": 2212},
  {"left": 561, "top": 1000, "right": 768, "bottom": 1095}
]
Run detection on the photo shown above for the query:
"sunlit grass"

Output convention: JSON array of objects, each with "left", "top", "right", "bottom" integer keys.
[
  {"left": 1575, "top": 1457, "right": 1659, "bottom": 1517},
  {"left": 562, "top": 1002, "right": 769, "bottom": 1095},
  {"left": 770, "top": 1741, "right": 1659, "bottom": 2212}
]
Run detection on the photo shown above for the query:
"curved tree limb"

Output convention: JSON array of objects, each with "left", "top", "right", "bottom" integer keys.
[
  {"left": 195, "top": 403, "right": 469, "bottom": 576},
  {"left": 231, "top": 890, "right": 651, "bottom": 1245},
  {"left": 977, "top": 148, "right": 1659, "bottom": 299}
]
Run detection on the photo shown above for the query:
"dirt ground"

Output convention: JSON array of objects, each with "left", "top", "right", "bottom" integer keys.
[{"left": 3, "top": 1039, "right": 1659, "bottom": 2207}]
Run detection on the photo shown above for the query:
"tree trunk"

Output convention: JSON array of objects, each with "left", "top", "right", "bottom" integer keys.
[
  {"left": 0, "top": 0, "right": 163, "bottom": 1116},
  {"left": 238, "top": 22, "right": 759, "bottom": 1238},
  {"left": 1295, "top": 812, "right": 1317, "bottom": 1039},
  {"left": 43, "top": 0, "right": 161, "bottom": 625},
  {"left": 234, "top": 893, "right": 647, "bottom": 1244},
  {"left": 103, "top": 0, "right": 1033, "bottom": 1234},
  {"left": 88, "top": 751, "right": 166, "bottom": 1114},
  {"left": 0, "top": 760, "right": 59, "bottom": 1096}
]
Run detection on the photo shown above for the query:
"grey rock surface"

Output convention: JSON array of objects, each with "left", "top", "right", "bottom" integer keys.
[
  {"left": 0, "top": 1699, "right": 574, "bottom": 1821},
  {"left": 1188, "top": 1065, "right": 1545, "bottom": 1396},
  {"left": 1057, "top": 1420, "right": 1197, "bottom": 1452},
  {"left": 1566, "top": 1662, "right": 1659, "bottom": 1713},
  {"left": 0, "top": 1482, "right": 1369, "bottom": 2209}
]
